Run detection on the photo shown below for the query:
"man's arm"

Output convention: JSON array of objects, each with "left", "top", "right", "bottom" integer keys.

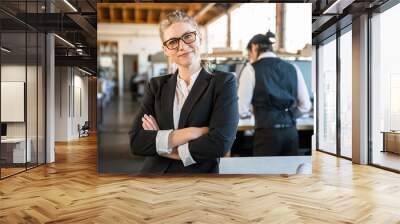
[
  {"left": 294, "top": 64, "right": 311, "bottom": 113},
  {"left": 238, "top": 63, "right": 255, "bottom": 118}
]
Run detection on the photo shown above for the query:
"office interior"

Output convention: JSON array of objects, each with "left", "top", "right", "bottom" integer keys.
[
  {"left": 0, "top": 0, "right": 97, "bottom": 179},
  {"left": 97, "top": 3, "right": 313, "bottom": 174},
  {"left": 0, "top": 0, "right": 400, "bottom": 223},
  {"left": 313, "top": 0, "right": 400, "bottom": 172}
]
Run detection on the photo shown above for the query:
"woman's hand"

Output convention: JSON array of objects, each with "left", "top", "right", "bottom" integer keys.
[
  {"left": 161, "top": 148, "right": 181, "bottom": 160},
  {"left": 162, "top": 128, "right": 209, "bottom": 160},
  {"left": 167, "top": 127, "right": 209, "bottom": 149},
  {"left": 142, "top": 114, "right": 159, "bottom": 131}
]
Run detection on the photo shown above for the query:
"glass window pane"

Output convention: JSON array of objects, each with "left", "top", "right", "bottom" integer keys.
[
  {"left": 318, "top": 37, "right": 337, "bottom": 154},
  {"left": 1, "top": 30, "right": 28, "bottom": 177},
  {"left": 284, "top": 4, "right": 312, "bottom": 53},
  {"left": 230, "top": 3, "right": 276, "bottom": 51},
  {"left": 27, "top": 31, "right": 38, "bottom": 169},
  {"left": 371, "top": 3, "right": 400, "bottom": 171},
  {"left": 340, "top": 29, "right": 352, "bottom": 158},
  {"left": 1, "top": 0, "right": 46, "bottom": 179},
  {"left": 206, "top": 15, "right": 228, "bottom": 52},
  {"left": 38, "top": 32, "right": 45, "bottom": 165}
]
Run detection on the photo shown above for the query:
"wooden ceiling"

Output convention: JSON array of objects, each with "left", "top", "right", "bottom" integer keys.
[{"left": 97, "top": 3, "right": 238, "bottom": 26}]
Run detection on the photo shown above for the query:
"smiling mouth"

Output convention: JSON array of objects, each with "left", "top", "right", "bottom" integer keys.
[{"left": 178, "top": 52, "right": 193, "bottom": 57}]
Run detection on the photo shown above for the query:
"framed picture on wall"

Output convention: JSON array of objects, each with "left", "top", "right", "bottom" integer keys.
[{"left": 1, "top": 81, "right": 25, "bottom": 122}]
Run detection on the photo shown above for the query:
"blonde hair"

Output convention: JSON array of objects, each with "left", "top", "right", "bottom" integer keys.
[{"left": 159, "top": 10, "right": 200, "bottom": 41}]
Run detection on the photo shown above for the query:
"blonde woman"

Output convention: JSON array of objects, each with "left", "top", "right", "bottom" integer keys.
[{"left": 129, "top": 11, "right": 239, "bottom": 174}]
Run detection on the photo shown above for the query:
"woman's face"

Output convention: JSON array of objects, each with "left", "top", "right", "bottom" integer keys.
[{"left": 162, "top": 22, "right": 201, "bottom": 68}]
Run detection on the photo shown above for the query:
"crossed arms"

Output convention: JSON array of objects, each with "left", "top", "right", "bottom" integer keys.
[{"left": 129, "top": 73, "right": 239, "bottom": 163}]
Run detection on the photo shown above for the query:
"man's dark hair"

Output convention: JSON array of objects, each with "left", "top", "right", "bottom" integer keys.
[{"left": 246, "top": 30, "right": 276, "bottom": 56}]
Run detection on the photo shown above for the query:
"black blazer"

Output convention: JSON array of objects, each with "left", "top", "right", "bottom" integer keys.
[{"left": 129, "top": 68, "right": 239, "bottom": 174}]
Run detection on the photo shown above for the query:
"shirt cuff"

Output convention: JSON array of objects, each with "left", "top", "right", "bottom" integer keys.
[
  {"left": 156, "top": 130, "right": 173, "bottom": 155},
  {"left": 177, "top": 143, "right": 196, "bottom": 167}
]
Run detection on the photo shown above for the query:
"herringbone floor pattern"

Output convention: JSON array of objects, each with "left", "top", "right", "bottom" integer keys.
[{"left": 1, "top": 135, "right": 400, "bottom": 223}]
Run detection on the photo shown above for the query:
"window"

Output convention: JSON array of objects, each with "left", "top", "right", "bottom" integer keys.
[
  {"left": 339, "top": 28, "right": 352, "bottom": 158},
  {"left": 317, "top": 37, "right": 337, "bottom": 154},
  {"left": 0, "top": 0, "right": 46, "bottom": 179},
  {"left": 370, "top": 3, "right": 400, "bottom": 171},
  {"left": 284, "top": 4, "right": 312, "bottom": 53},
  {"left": 230, "top": 4, "right": 276, "bottom": 51},
  {"left": 206, "top": 15, "right": 228, "bottom": 53}
]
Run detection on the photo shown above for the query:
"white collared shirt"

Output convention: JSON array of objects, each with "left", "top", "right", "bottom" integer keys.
[
  {"left": 155, "top": 68, "right": 201, "bottom": 167},
  {"left": 238, "top": 51, "right": 311, "bottom": 117}
]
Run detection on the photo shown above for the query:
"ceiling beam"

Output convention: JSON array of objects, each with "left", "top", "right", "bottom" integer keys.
[
  {"left": 187, "top": 9, "right": 195, "bottom": 17},
  {"left": 147, "top": 9, "right": 157, "bottom": 24},
  {"left": 322, "top": 0, "right": 355, "bottom": 14},
  {"left": 194, "top": 3, "right": 215, "bottom": 23},
  {"left": 67, "top": 14, "right": 96, "bottom": 40},
  {"left": 109, "top": 5, "right": 116, "bottom": 22},
  {"left": 97, "top": 3, "right": 203, "bottom": 11},
  {"left": 122, "top": 7, "right": 129, "bottom": 23},
  {"left": 135, "top": 8, "right": 141, "bottom": 23},
  {"left": 160, "top": 10, "right": 166, "bottom": 21},
  {"left": 55, "top": 55, "right": 96, "bottom": 71}
]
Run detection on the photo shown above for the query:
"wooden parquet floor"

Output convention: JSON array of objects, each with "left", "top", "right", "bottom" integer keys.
[{"left": 1, "top": 135, "right": 400, "bottom": 223}]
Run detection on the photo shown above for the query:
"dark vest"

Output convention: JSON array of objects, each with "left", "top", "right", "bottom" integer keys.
[{"left": 251, "top": 57, "right": 298, "bottom": 128}]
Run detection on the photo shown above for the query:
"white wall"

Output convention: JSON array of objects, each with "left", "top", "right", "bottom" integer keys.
[
  {"left": 54, "top": 67, "right": 89, "bottom": 141},
  {"left": 55, "top": 66, "right": 68, "bottom": 141},
  {"left": 1, "top": 65, "right": 32, "bottom": 137},
  {"left": 72, "top": 73, "right": 89, "bottom": 138},
  {"left": 1, "top": 64, "right": 46, "bottom": 163},
  {"left": 1, "top": 65, "right": 26, "bottom": 81}
]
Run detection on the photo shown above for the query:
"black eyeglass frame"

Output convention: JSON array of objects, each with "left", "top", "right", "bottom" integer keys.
[{"left": 162, "top": 31, "right": 197, "bottom": 50}]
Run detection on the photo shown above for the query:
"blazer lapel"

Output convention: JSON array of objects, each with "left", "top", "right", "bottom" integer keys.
[
  {"left": 178, "top": 68, "right": 211, "bottom": 129},
  {"left": 160, "top": 72, "right": 177, "bottom": 129}
]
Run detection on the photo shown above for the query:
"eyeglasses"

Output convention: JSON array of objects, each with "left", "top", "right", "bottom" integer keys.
[{"left": 163, "top": 31, "right": 197, "bottom": 50}]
